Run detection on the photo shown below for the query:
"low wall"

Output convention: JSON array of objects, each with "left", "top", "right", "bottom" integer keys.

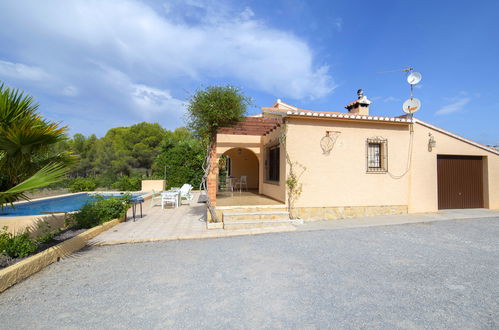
[
  {"left": 0, "top": 213, "right": 69, "bottom": 238},
  {"left": 0, "top": 216, "right": 125, "bottom": 293},
  {"left": 294, "top": 205, "right": 408, "bottom": 221},
  {"left": 141, "top": 180, "right": 165, "bottom": 192}
]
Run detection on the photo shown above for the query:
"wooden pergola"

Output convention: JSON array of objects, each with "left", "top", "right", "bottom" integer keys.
[{"left": 217, "top": 117, "right": 282, "bottom": 136}]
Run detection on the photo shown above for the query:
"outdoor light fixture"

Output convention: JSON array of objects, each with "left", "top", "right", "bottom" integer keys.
[
  {"left": 237, "top": 148, "right": 242, "bottom": 155},
  {"left": 428, "top": 133, "right": 436, "bottom": 152}
]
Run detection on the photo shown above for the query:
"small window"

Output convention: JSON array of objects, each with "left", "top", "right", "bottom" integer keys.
[
  {"left": 366, "top": 138, "right": 387, "bottom": 173},
  {"left": 266, "top": 145, "right": 280, "bottom": 181}
]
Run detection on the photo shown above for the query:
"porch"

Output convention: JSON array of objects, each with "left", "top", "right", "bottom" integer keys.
[
  {"left": 208, "top": 117, "right": 285, "bottom": 209},
  {"left": 217, "top": 189, "right": 284, "bottom": 207}
]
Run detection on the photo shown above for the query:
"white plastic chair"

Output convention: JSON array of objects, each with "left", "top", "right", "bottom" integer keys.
[
  {"left": 234, "top": 176, "right": 248, "bottom": 192},
  {"left": 161, "top": 191, "right": 178, "bottom": 208},
  {"left": 150, "top": 189, "right": 162, "bottom": 207},
  {"left": 179, "top": 184, "right": 193, "bottom": 204}
]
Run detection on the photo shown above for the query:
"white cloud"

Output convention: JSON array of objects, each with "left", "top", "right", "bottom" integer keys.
[
  {"left": 0, "top": 60, "right": 51, "bottom": 81},
  {"left": 132, "top": 84, "right": 185, "bottom": 119},
  {"left": 97, "top": 65, "right": 185, "bottom": 125},
  {"left": 383, "top": 96, "right": 399, "bottom": 102},
  {"left": 435, "top": 97, "right": 471, "bottom": 115},
  {"left": 0, "top": 1, "right": 333, "bottom": 99}
]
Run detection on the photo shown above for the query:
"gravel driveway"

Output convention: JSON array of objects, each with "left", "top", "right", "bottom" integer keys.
[{"left": 1, "top": 217, "right": 498, "bottom": 329}]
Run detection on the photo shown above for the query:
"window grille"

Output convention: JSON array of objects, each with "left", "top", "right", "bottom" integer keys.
[{"left": 366, "top": 138, "right": 387, "bottom": 173}]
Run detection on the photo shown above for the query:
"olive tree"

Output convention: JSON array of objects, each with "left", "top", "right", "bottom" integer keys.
[{"left": 186, "top": 85, "right": 251, "bottom": 142}]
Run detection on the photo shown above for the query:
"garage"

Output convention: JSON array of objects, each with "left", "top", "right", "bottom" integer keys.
[{"left": 437, "top": 155, "right": 484, "bottom": 209}]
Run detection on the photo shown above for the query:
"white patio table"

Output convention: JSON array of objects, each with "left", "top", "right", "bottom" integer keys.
[{"left": 161, "top": 190, "right": 180, "bottom": 208}]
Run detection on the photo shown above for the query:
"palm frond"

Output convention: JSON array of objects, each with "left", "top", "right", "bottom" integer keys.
[{"left": 0, "top": 162, "right": 69, "bottom": 207}]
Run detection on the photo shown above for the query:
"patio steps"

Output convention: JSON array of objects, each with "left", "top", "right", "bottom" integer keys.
[{"left": 222, "top": 208, "right": 296, "bottom": 230}]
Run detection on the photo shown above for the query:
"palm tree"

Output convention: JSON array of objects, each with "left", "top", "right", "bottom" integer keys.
[{"left": 0, "top": 83, "right": 71, "bottom": 207}]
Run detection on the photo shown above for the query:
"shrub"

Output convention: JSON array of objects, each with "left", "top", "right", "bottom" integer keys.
[
  {"left": 35, "top": 221, "right": 61, "bottom": 244},
  {"left": 111, "top": 176, "right": 141, "bottom": 191},
  {"left": 0, "top": 226, "right": 38, "bottom": 258},
  {"left": 70, "top": 195, "right": 131, "bottom": 229},
  {"left": 69, "top": 177, "right": 97, "bottom": 193}
]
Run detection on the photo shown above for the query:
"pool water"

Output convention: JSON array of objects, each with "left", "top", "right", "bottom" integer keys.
[{"left": 0, "top": 192, "right": 144, "bottom": 217}]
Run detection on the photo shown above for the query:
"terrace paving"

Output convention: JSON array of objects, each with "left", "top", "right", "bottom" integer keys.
[{"left": 90, "top": 193, "right": 296, "bottom": 245}]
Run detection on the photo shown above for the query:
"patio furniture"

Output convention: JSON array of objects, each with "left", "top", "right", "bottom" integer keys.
[
  {"left": 150, "top": 189, "right": 162, "bottom": 207},
  {"left": 219, "top": 176, "right": 234, "bottom": 192},
  {"left": 234, "top": 176, "right": 248, "bottom": 192},
  {"left": 130, "top": 197, "right": 144, "bottom": 221},
  {"left": 161, "top": 191, "right": 179, "bottom": 208},
  {"left": 179, "top": 184, "right": 193, "bottom": 204}
]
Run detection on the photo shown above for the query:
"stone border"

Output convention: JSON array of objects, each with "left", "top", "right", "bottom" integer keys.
[{"left": 0, "top": 216, "right": 125, "bottom": 293}]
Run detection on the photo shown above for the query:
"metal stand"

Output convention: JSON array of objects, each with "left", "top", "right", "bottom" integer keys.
[{"left": 131, "top": 197, "right": 144, "bottom": 221}]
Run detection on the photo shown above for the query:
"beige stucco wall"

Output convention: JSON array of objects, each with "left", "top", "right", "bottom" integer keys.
[
  {"left": 223, "top": 148, "right": 259, "bottom": 189},
  {"left": 285, "top": 118, "right": 411, "bottom": 208},
  {"left": 260, "top": 125, "right": 286, "bottom": 203},
  {"left": 409, "top": 121, "right": 499, "bottom": 212},
  {"left": 216, "top": 134, "right": 260, "bottom": 156},
  {"left": 141, "top": 180, "right": 165, "bottom": 192},
  {"left": 214, "top": 116, "right": 499, "bottom": 213}
]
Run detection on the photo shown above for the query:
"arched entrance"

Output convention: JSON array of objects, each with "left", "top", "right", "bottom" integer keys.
[{"left": 220, "top": 147, "right": 259, "bottom": 191}]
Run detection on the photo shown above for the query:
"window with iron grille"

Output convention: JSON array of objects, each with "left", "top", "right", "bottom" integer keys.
[
  {"left": 366, "top": 138, "right": 387, "bottom": 173},
  {"left": 266, "top": 145, "right": 280, "bottom": 182}
]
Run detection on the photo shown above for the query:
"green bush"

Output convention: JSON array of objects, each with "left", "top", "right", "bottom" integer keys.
[
  {"left": 0, "top": 227, "right": 38, "bottom": 258},
  {"left": 69, "top": 177, "right": 97, "bottom": 193},
  {"left": 70, "top": 195, "right": 131, "bottom": 229},
  {"left": 35, "top": 221, "right": 61, "bottom": 244},
  {"left": 111, "top": 176, "right": 141, "bottom": 191}
]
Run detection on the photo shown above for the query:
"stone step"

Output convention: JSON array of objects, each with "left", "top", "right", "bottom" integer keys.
[
  {"left": 223, "top": 219, "right": 296, "bottom": 230},
  {"left": 218, "top": 205, "right": 287, "bottom": 214},
  {"left": 223, "top": 211, "right": 290, "bottom": 222}
]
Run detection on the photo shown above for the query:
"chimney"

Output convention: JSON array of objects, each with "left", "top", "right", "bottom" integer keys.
[{"left": 345, "top": 89, "right": 371, "bottom": 116}]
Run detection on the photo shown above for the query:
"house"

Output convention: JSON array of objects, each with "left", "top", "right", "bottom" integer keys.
[{"left": 207, "top": 92, "right": 499, "bottom": 224}]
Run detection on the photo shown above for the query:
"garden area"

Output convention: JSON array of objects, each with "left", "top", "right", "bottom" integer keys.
[
  {"left": 0, "top": 194, "right": 131, "bottom": 269},
  {"left": 0, "top": 81, "right": 251, "bottom": 271}
]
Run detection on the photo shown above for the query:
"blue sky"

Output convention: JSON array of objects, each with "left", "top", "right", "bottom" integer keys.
[{"left": 0, "top": 0, "right": 498, "bottom": 145}]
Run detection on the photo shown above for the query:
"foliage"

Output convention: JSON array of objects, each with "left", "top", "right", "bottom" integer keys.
[
  {"left": 0, "top": 163, "right": 69, "bottom": 207},
  {"left": 286, "top": 154, "right": 306, "bottom": 219},
  {"left": 186, "top": 85, "right": 251, "bottom": 142},
  {"left": 69, "top": 195, "right": 131, "bottom": 229},
  {"left": 52, "top": 122, "right": 165, "bottom": 180},
  {"left": 35, "top": 221, "right": 61, "bottom": 244},
  {"left": 282, "top": 123, "right": 306, "bottom": 219},
  {"left": 0, "top": 226, "right": 37, "bottom": 258},
  {"left": 0, "top": 83, "right": 70, "bottom": 207},
  {"left": 111, "top": 176, "right": 141, "bottom": 191},
  {"left": 69, "top": 177, "right": 97, "bottom": 193},
  {"left": 152, "top": 128, "right": 205, "bottom": 189}
]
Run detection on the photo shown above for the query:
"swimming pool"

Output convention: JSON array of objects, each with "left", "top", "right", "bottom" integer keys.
[{"left": 0, "top": 192, "right": 145, "bottom": 217}]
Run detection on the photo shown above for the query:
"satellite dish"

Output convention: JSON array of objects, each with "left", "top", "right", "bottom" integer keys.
[
  {"left": 403, "top": 97, "right": 421, "bottom": 114},
  {"left": 407, "top": 72, "right": 422, "bottom": 85}
]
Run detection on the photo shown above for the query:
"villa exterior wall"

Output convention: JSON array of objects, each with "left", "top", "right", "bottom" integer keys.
[
  {"left": 261, "top": 125, "right": 286, "bottom": 203},
  {"left": 214, "top": 115, "right": 499, "bottom": 215},
  {"left": 285, "top": 118, "right": 411, "bottom": 208},
  {"left": 409, "top": 121, "right": 499, "bottom": 212},
  {"left": 284, "top": 117, "right": 499, "bottom": 213}
]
